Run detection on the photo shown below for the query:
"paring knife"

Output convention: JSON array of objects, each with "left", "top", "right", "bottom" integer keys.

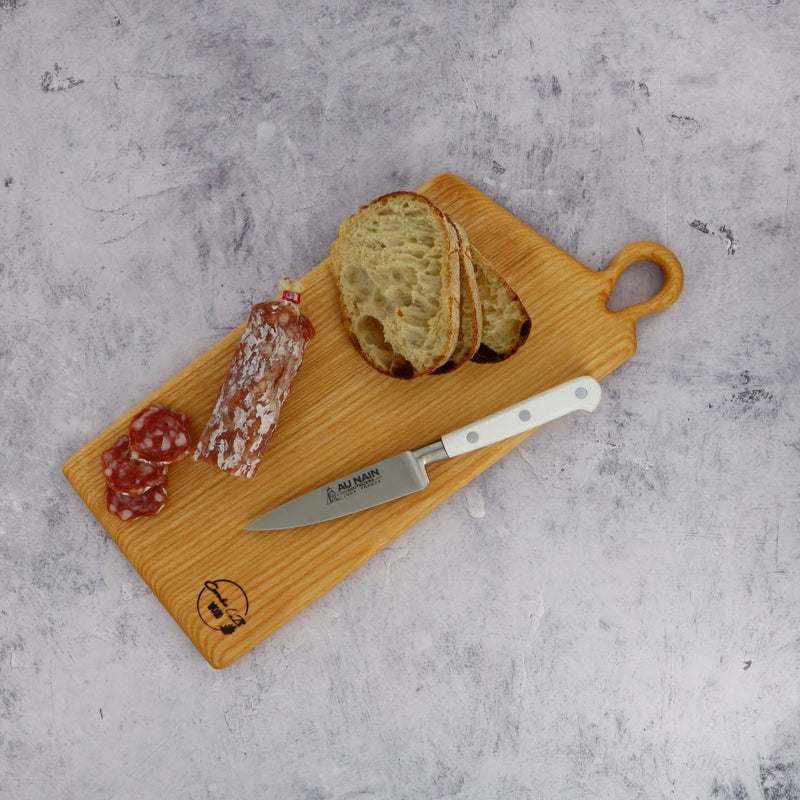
[{"left": 245, "top": 375, "right": 602, "bottom": 530}]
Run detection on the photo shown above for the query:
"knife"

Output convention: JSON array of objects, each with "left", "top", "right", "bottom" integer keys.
[{"left": 244, "top": 375, "right": 602, "bottom": 530}]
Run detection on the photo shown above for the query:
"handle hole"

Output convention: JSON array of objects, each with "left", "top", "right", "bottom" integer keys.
[{"left": 607, "top": 260, "right": 665, "bottom": 312}]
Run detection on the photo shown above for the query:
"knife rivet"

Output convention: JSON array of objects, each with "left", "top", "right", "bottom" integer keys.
[
  {"left": 575, "top": 386, "right": 588, "bottom": 399},
  {"left": 518, "top": 409, "right": 531, "bottom": 422},
  {"left": 467, "top": 431, "right": 480, "bottom": 443}
]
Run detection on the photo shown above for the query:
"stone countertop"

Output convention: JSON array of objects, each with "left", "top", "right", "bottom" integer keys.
[{"left": 2, "top": 1, "right": 798, "bottom": 797}]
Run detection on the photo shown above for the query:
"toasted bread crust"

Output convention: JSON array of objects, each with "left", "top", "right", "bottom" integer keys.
[
  {"left": 330, "top": 192, "right": 460, "bottom": 378},
  {"left": 330, "top": 191, "right": 530, "bottom": 377},
  {"left": 433, "top": 216, "right": 482, "bottom": 374},
  {"left": 469, "top": 245, "right": 532, "bottom": 363}
]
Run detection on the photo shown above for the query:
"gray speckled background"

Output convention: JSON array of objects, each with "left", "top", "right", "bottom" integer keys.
[{"left": 2, "top": 1, "right": 799, "bottom": 797}]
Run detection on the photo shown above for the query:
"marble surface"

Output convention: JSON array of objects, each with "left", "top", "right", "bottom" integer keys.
[{"left": 2, "top": 1, "right": 799, "bottom": 797}]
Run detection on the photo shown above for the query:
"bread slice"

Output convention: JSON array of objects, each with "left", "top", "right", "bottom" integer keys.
[
  {"left": 433, "top": 217, "right": 482, "bottom": 373},
  {"left": 330, "top": 192, "right": 461, "bottom": 378},
  {"left": 469, "top": 245, "right": 532, "bottom": 362}
]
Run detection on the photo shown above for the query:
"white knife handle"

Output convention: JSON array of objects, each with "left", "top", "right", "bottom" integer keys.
[{"left": 440, "top": 376, "right": 602, "bottom": 458}]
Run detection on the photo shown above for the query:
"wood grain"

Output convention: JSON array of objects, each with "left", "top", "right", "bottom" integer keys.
[{"left": 62, "top": 173, "right": 683, "bottom": 669}]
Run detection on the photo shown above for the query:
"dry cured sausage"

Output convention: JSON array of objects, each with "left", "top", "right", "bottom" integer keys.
[
  {"left": 129, "top": 403, "right": 192, "bottom": 464},
  {"left": 105, "top": 483, "right": 168, "bottom": 521},
  {"left": 194, "top": 287, "right": 315, "bottom": 478},
  {"left": 101, "top": 436, "right": 168, "bottom": 496},
  {"left": 100, "top": 402, "right": 190, "bottom": 520},
  {"left": 194, "top": 282, "right": 315, "bottom": 478}
]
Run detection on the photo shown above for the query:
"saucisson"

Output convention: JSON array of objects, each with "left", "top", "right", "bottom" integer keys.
[
  {"left": 129, "top": 403, "right": 192, "bottom": 464},
  {"left": 194, "top": 281, "right": 315, "bottom": 478},
  {"left": 101, "top": 436, "right": 168, "bottom": 496},
  {"left": 100, "top": 403, "right": 190, "bottom": 520},
  {"left": 106, "top": 483, "right": 168, "bottom": 520}
]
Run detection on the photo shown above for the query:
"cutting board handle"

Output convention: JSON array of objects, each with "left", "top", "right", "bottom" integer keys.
[{"left": 603, "top": 241, "right": 684, "bottom": 322}]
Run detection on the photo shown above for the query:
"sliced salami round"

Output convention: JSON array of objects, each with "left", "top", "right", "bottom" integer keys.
[
  {"left": 129, "top": 403, "right": 192, "bottom": 464},
  {"left": 101, "top": 436, "right": 169, "bottom": 496},
  {"left": 106, "top": 483, "right": 168, "bottom": 521}
]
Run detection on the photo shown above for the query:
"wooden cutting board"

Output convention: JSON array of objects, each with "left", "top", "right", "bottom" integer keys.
[{"left": 63, "top": 173, "right": 683, "bottom": 669}]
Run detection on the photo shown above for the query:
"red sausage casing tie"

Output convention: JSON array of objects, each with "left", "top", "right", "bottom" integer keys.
[{"left": 193, "top": 279, "right": 315, "bottom": 478}]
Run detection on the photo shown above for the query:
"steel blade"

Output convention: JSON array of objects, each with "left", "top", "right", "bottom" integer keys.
[{"left": 244, "top": 450, "right": 430, "bottom": 530}]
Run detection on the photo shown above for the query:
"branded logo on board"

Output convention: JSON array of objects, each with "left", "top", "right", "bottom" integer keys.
[{"left": 197, "top": 579, "right": 248, "bottom": 635}]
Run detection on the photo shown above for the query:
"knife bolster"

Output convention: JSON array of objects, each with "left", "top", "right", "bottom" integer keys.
[{"left": 413, "top": 441, "right": 449, "bottom": 468}]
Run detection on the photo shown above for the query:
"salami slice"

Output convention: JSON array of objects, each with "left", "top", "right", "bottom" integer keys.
[
  {"left": 194, "top": 285, "right": 315, "bottom": 478},
  {"left": 129, "top": 403, "right": 192, "bottom": 464},
  {"left": 106, "top": 483, "right": 168, "bottom": 521},
  {"left": 101, "top": 436, "right": 169, "bottom": 496}
]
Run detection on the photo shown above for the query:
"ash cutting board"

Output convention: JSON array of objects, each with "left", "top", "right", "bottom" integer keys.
[{"left": 63, "top": 173, "right": 683, "bottom": 669}]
